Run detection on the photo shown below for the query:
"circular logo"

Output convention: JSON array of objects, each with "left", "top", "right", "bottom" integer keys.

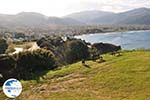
[{"left": 2, "top": 78, "right": 22, "bottom": 98}]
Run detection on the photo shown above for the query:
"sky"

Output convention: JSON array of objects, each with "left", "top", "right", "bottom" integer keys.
[{"left": 0, "top": 0, "right": 149, "bottom": 17}]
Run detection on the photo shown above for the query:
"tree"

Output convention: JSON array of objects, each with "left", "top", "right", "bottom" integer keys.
[
  {"left": 0, "top": 38, "right": 8, "bottom": 54},
  {"left": 37, "top": 36, "right": 64, "bottom": 53},
  {"left": 92, "top": 43, "right": 121, "bottom": 54},
  {"left": 64, "top": 39, "right": 90, "bottom": 64},
  {"left": 37, "top": 37, "right": 91, "bottom": 65}
]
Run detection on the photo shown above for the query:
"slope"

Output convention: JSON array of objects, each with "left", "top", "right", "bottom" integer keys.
[{"left": 0, "top": 50, "right": 150, "bottom": 100}]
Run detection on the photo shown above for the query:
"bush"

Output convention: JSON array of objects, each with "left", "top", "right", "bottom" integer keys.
[
  {"left": 89, "top": 47, "right": 101, "bottom": 61},
  {"left": 37, "top": 37, "right": 90, "bottom": 65},
  {"left": 0, "top": 49, "right": 57, "bottom": 82},
  {"left": 0, "top": 38, "right": 8, "bottom": 54},
  {"left": 64, "top": 39, "right": 90, "bottom": 64},
  {"left": 92, "top": 43, "right": 121, "bottom": 54},
  {"left": 15, "top": 49, "right": 57, "bottom": 80},
  {"left": 0, "top": 55, "right": 16, "bottom": 85}
]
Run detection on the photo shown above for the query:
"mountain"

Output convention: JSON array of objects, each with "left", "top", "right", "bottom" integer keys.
[
  {"left": 65, "top": 7, "right": 150, "bottom": 25},
  {"left": 91, "top": 7, "right": 150, "bottom": 25},
  {"left": 0, "top": 12, "right": 48, "bottom": 27},
  {"left": 0, "top": 12, "right": 84, "bottom": 28},
  {"left": 64, "top": 10, "right": 115, "bottom": 24},
  {"left": 0, "top": 8, "right": 150, "bottom": 28},
  {"left": 12, "top": 12, "right": 49, "bottom": 27},
  {"left": 48, "top": 17, "right": 84, "bottom": 25}
]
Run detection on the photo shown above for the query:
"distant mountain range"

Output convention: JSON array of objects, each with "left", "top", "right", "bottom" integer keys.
[
  {"left": 64, "top": 10, "right": 114, "bottom": 24},
  {"left": 0, "top": 12, "right": 84, "bottom": 28},
  {"left": 0, "top": 7, "right": 150, "bottom": 28},
  {"left": 65, "top": 7, "right": 150, "bottom": 25}
]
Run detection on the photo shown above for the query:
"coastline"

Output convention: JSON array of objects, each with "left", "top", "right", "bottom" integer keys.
[{"left": 73, "top": 29, "right": 150, "bottom": 37}]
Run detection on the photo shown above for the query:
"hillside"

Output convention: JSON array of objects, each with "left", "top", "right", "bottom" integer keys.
[
  {"left": 91, "top": 8, "right": 150, "bottom": 25},
  {"left": 64, "top": 10, "right": 114, "bottom": 24},
  {"left": 0, "top": 50, "right": 150, "bottom": 100},
  {"left": 48, "top": 17, "right": 84, "bottom": 25},
  {"left": 66, "top": 7, "right": 150, "bottom": 25}
]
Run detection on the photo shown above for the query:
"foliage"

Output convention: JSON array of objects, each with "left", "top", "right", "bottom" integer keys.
[
  {"left": 64, "top": 39, "right": 90, "bottom": 64},
  {"left": 15, "top": 49, "right": 57, "bottom": 80},
  {"left": 0, "top": 55, "right": 15, "bottom": 85},
  {"left": 0, "top": 49, "right": 57, "bottom": 82},
  {"left": 37, "top": 37, "right": 90, "bottom": 65},
  {"left": 0, "top": 38, "right": 8, "bottom": 54},
  {"left": 89, "top": 47, "right": 101, "bottom": 60},
  {"left": 37, "top": 36, "right": 64, "bottom": 50},
  {"left": 0, "top": 50, "right": 148, "bottom": 100},
  {"left": 92, "top": 42, "right": 121, "bottom": 54}
]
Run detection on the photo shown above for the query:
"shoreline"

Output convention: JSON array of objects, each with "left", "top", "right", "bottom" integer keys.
[
  {"left": 73, "top": 29, "right": 150, "bottom": 37},
  {"left": 74, "top": 29, "right": 150, "bottom": 50}
]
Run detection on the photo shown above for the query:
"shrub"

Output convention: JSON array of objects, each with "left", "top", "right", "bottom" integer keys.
[
  {"left": 89, "top": 47, "right": 101, "bottom": 61},
  {"left": 0, "top": 38, "right": 8, "bottom": 54},
  {"left": 37, "top": 37, "right": 90, "bottom": 65},
  {"left": 15, "top": 49, "right": 57, "bottom": 80},
  {"left": 64, "top": 39, "right": 90, "bottom": 64},
  {"left": 0, "top": 49, "right": 57, "bottom": 82},
  {"left": 0, "top": 55, "right": 16, "bottom": 84}
]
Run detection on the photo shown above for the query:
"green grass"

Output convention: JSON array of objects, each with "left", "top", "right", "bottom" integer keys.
[{"left": 0, "top": 50, "right": 150, "bottom": 100}]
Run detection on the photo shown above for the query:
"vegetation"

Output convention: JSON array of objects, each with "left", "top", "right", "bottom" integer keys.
[
  {"left": 37, "top": 37, "right": 90, "bottom": 65},
  {"left": 0, "top": 33, "right": 149, "bottom": 100},
  {"left": 0, "top": 36, "right": 121, "bottom": 83},
  {"left": 15, "top": 49, "right": 57, "bottom": 80},
  {"left": 0, "top": 49, "right": 57, "bottom": 83},
  {"left": 64, "top": 39, "right": 90, "bottom": 64},
  {"left": 92, "top": 43, "right": 121, "bottom": 54},
  {"left": 0, "top": 55, "right": 15, "bottom": 85},
  {"left": 0, "top": 50, "right": 149, "bottom": 100},
  {"left": 0, "top": 8, "right": 149, "bottom": 100},
  {"left": 0, "top": 38, "right": 8, "bottom": 54},
  {"left": 37, "top": 37, "right": 121, "bottom": 65},
  {"left": 89, "top": 47, "right": 101, "bottom": 61}
]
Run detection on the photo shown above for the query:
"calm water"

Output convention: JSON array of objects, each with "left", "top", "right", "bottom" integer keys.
[{"left": 75, "top": 30, "right": 150, "bottom": 50}]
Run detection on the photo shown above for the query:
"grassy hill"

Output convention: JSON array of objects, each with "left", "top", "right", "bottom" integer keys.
[{"left": 0, "top": 50, "right": 150, "bottom": 100}]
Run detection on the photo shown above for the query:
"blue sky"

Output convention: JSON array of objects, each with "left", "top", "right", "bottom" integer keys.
[{"left": 0, "top": 0, "right": 149, "bottom": 16}]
